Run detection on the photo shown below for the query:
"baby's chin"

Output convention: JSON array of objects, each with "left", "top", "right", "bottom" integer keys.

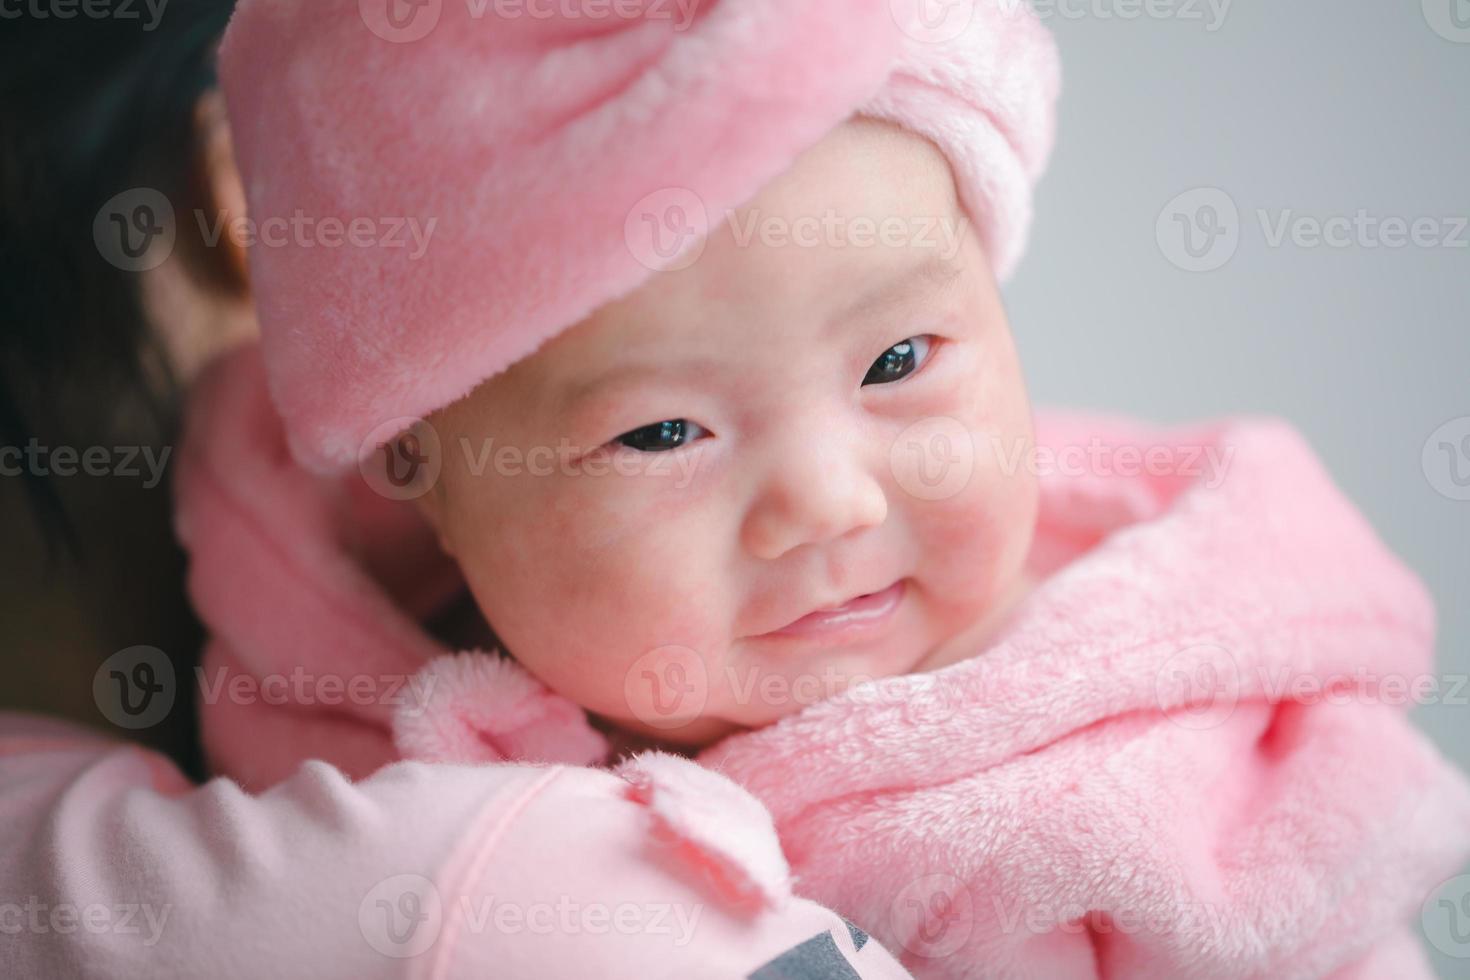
[
  {"left": 594, "top": 667, "right": 881, "bottom": 750},
  {"left": 591, "top": 710, "right": 750, "bottom": 754}
]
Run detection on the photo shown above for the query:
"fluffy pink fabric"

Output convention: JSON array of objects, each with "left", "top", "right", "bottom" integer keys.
[
  {"left": 178, "top": 345, "right": 1470, "bottom": 975},
  {"left": 217, "top": 0, "right": 1060, "bottom": 471}
]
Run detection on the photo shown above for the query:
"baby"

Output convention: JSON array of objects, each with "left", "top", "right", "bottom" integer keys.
[
  {"left": 414, "top": 115, "right": 1042, "bottom": 748},
  {"left": 176, "top": 0, "right": 1470, "bottom": 976}
]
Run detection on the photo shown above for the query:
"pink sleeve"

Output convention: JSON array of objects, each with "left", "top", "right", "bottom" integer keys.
[{"left": 0, "top": 713, "right": 911, "bottom": 979}]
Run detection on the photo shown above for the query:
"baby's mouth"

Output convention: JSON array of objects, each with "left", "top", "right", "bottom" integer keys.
[{"left": 758, "top": 578, "right": 908, "bottom": 641}]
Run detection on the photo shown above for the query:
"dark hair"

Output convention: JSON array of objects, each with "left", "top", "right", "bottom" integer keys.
[
  {"left": 0, "top": 2, "right": 239, "bottom": 777},
  {"left": 0, "top": 0, "right": 237, "bottom": 555}
]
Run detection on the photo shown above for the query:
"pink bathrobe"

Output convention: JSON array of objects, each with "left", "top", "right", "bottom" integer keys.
[{"left": 176, "top": 344, "right": 1470, "bottom": 978}]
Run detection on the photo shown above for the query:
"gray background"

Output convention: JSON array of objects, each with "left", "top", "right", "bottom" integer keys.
[{"left": 1000, "top": 0, "right": 1468, "bottom": 972}]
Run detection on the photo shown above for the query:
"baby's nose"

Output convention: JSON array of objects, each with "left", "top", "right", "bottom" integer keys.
[{"left": 740, "top": 434, "right": 889, "bottom": 561}]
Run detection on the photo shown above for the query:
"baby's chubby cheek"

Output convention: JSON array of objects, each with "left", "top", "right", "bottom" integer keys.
[
  {"left": 891, "top": 355, "right": 1039, "bottom": 643},
  {"left": 471, "top": 479, "right": 742, "bottom": 738},
  {"left": 922, "top": 437, "right": 1037, "bottom": 603}
]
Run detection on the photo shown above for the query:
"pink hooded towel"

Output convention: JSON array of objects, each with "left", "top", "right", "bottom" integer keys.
[{"left": 217, "top": 0, "right": 1061, "bottom": 471}]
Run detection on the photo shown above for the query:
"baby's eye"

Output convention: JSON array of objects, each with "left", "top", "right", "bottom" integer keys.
[
  {"left": 615, "top": 419, "right": 707, "bottom": 453},
  {"left": 862, "top": 335, "right": 935, "bottom": 386}
]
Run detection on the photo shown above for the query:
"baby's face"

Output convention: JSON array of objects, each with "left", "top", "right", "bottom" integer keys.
[{"left": 420, "top": 117, "right": 1038, "bottom": 746}]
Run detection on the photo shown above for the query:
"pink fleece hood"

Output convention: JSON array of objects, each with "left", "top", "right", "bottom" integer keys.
[{"left": 217, "top": 0, "right": 1061, "bottom": 472}]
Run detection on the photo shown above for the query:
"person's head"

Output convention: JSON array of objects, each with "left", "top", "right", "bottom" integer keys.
[
  {"left": 0, "top": 0, "right": 250, "bottom": 773},
  {"left": 415, "top": 116, "right": 1039, "bottom": 745},
  {"left": 1, "top": 0, "right": 251, "bottom": 553}
]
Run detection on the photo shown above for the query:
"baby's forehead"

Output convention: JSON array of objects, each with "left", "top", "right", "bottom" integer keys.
[
  {"left": 510, "top": 118, "right": 975, "bottom": 394},
  {"left": 738, "top": 117, "right": 965, "bottom": 234},
  {"left": 529, "top": 243, "right": 972, "bottom": 408}
]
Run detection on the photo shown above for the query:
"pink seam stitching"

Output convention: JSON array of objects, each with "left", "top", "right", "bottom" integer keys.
[{"left": 422, "top": 765, "right": 567, "bottom": 980}]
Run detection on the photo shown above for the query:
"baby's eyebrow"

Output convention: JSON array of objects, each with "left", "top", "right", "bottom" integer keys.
[
  {"left": 559, "top": 354, "right": 725, "bottom": 416},
  {"left": 827, "top": 253, "right": 963, "bottom": 328}
]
